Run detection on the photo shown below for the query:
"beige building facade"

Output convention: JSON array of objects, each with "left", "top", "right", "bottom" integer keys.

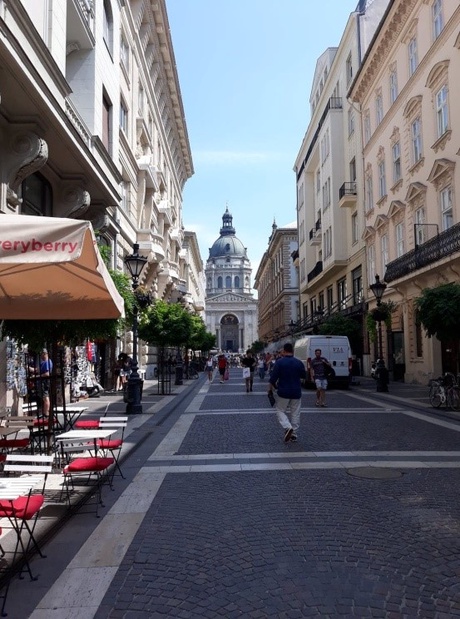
[
  {"left": 254, "top": 221, "right": 299, "bottom": 346},
  {"left": 294, "top": 1, "right": 389, "bottom": 370},
  {"left": 350, "top": 0, "right": 460, "bottom": 382}
]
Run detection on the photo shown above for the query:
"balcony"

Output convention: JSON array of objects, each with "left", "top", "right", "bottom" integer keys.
[
  {"left": 338, "top": 182, "right": 357, "bottom": 208},
  {"left": 67, "top": 0, "right": 95, "bottom": 51},
  {"left": 385, "top": 222, "right": 460, "bottom": 283},
  {"left": 307, "top": 260, "right": 323, "bottom": 283},
  {"left": 309, "top": 219, "right": 322, "bottom": 246}
]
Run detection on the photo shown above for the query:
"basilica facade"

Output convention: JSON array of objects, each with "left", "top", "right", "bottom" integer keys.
[{"left": 205, "top": 208, "right": 258, "bottom": 352}]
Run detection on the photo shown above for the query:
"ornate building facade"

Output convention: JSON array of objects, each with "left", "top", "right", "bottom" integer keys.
[
  {"left": 205, "top": 208, "right": 258, "bottom": 352},
  {"left": 254, "top": 221, "right": 299, "bottom": 346},
  {"left": 0, "top": 0, "right": 199, "bottom": 391}
]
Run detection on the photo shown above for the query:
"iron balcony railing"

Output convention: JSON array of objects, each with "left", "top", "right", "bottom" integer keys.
[
  {"left": 339, "top": 182, "right": 357, "bottom": 200},
  {"left": 307, "top": 260, "right": 323, "bottom": 283},
  {"left": 385, "top": 221, "right": 460, "bottom": 283}
]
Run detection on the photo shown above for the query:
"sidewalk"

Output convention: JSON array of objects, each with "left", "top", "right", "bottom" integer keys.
[{"left": 0, "top": 377, "right": 192, "bottom": 586}]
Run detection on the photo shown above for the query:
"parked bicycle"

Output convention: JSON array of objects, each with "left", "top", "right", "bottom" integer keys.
[{"left": 429, "top": 372, "right": 460, "bottom": 411}]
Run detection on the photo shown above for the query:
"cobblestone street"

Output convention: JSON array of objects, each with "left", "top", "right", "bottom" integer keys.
[{"left": 8, "top": 371, "right": 460, "bottom": 618}]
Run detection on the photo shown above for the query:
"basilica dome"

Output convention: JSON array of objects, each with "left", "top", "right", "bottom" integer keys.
[{"left": 208, "top": 207, "right": 247, "bottom": 259}]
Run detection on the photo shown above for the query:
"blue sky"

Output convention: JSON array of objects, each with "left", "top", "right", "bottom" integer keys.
[{"left": 166, "top": 0, "right": 358, "bottom": 286}]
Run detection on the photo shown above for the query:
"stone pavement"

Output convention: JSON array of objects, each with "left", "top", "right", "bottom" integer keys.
[{"left": 5, "top": 371, "right": 460, "bottom": 618}]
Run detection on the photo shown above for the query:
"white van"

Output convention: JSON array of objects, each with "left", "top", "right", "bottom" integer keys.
[{"left": 293, "top": 335, "right": 352, "bottom": 389}]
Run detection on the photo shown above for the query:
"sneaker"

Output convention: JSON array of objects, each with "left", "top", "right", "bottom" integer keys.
[
  {"left": 290, "top": 434, "right": 298, "bottom": 442},
  {"left": 321, "top": 404, "right": 327, "bottom": 408},
  {"left": 284, "top": 428, "right": 293, "bottom": 443},
  {"left": 315, "top": 401, "right": 320, "bottom": 407}
]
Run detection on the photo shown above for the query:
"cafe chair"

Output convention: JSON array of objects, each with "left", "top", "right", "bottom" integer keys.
[
  {"left": 59, "top": 439, "right": 114, "bottom": 518},
  {"left": 97, "top": 417, "right": 128, "bottom": 481},
  {"left": 0, "top": 417, "right": 35, "bottom": 455}
]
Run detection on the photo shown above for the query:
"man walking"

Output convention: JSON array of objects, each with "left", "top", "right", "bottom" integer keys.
[
  {"left": 310, "top": 348, "right": 332, "bottom": 407},
  {"left": 268, "top": 342, "right": 307, "bottom": 443}
]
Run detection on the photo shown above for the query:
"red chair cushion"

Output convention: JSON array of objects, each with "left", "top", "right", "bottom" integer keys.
[
  {"left": 64, "top": 456, "right": 114, "bottom": 473},
  {"left": 0, "top": 439, "right": 30, "bottom": 449},
  {"left": 97, "top": 439, "right": 123, "bottom": 449},
  {"left": 0, "top": 495, "right": 44, "bottom": 520},
  {"left": 74, "top": 420, "right": 100, "bottom": 429}
]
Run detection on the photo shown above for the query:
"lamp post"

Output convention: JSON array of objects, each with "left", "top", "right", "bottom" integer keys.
[
  {"left": 124, "top": 243, "right": 148, "bottom": 413},
  {"left": 369, "top": 274, "right": 388, "bottom": 393}
]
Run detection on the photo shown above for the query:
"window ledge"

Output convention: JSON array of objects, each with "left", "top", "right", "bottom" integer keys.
[
  {"left": 431, "top": 129, "right": 451, "bottom": 153},
  {"left": 409, "top": 157, "right": 425, "bottom": 175},
  {"left": 377, "top": 195, "right": 388, "bottom": 206},
  {"left": 390, "top": 179, "right": 403, "bottom": 193}
]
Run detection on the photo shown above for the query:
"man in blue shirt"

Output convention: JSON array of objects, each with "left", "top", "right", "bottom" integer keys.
[{"left": 268, "top": 342, "right": 307, "bottom": 443}]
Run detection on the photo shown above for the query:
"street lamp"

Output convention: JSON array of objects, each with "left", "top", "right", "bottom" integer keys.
[
  {"left": 124, "top": 243, "right": 148, "bottom": 413},
  {"left": 369, "top": 274, "right": 388, "bottom": 393}
]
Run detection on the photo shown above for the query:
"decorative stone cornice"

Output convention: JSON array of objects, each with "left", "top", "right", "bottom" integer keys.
[{"left": 351, "top": 0, "right": 419, "bottom": 103}]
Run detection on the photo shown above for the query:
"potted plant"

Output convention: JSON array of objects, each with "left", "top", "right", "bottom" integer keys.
[
  {"left": 134, "top": 285, "right": 152, "bottom": 309},
  {"left": 366, "top": 301, "right": 396, "bottom": 342}
]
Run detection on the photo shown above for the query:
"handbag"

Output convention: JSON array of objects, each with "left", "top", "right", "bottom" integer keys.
[
  {"left": 242, "top": 367, "right": 250, "bottom": 379},
  {"left": 224, "top": 368, "right": 229, "bottom": 380},
  {"left": 324, "top": 364, "right": 335, "bottom": 379}
]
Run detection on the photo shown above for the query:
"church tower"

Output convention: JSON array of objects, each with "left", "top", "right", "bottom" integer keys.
[{"left": 205, "top": 207, "right": 258, "bottom": 352}]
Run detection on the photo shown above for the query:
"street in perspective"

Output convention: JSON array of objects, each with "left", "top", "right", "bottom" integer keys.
[{"left": 5, "top": 369, "right": 460, "bottom": 619}]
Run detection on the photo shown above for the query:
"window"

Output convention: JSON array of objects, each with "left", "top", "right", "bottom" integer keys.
[
  {"left": 217, "top": 276, "right": 223, "bottom": 288},
  {"left": 300, "top": 258, "right": 306, "bottom": 283},
  {"left": 349, "top": 157, "right": 356, "bottom": 182},
  {"left": 352, "top": 212, "right": 358, "bottom": 244},
  {"left": 324, "top": 226, "right": 332, "bottom": 258},
  {"left": 138, "top": 84, "right": 144, "bottom": 116},
  {"left": 368, "top": 244, "right": 375, "bottom": 282},
  {"left": 432, "top": 0, "right": 443, "bottom": 39},
  {"left": 322, "top": 178, "right": 331, "bottom": 210},
  {"left": 408, "top": 37, "right": 418, "bottom": 76},
  {"left": 375, "top": 93, "right": 383, "bottom": 125},
  {"left": 316, "top": 170, "right": 321, "bottom": 193},
  {"left": 120, "top": 99, "right": 128, "bottom": 134},
  {"left": 225, "top": 276, "right": 231, "bottom": 289},
  {"left": 120, "top": 35, "right": 129, "bottom": 72},
  {"left": 120, "top": 181, "right": 129, "bottom": 212},
  {"left": 348, "top": 108, "right": 355, "bottom": 136},
  {"left": 381, "top": 234, "right": 389, "bottom": 270},
  {"left": 436, "top": 85, "right": 448, "bottom": 137},
  {"left": 414, "top": 207, "right": 426, "bottom": 245},
  {"left": 352, "top": 267, "right": 362, "bottom": 304},
  {"left": 364, "top": 111, "right": 371, "bottom": 144},
  {"left": 389, "top": 69, "right": 398, "bottom": 104},
  {"left": 235, "top": 276, "right": 240, "bottom": 288},
  {"left": 337, "top": 278, "right": 347, "bottom": 310},
  {"left": 346, "top": 53, "right": 353, "bottom": 85},
  {"left": 21, "top": 173, "right": 52, "bottom": 216},
  {"left": 378, "top": 161, "right": 386, "bottom": 199},
  {"left": 411, "top": 118, "right": 422, "bottom": 164},
  {"left": 102, "top": 93, "right": 112, "bottom": 152},
  {"left": 395, "top": 222, "right": 405, "bottom": 257},
  {"left": 392, "top": 142, "right": 401, "bottom": 184},
  {"left": 327, "top": 286, "right": 333, "bottom": 311},
  {"left": 441, "top": 186, "right": 453, "bottom": 230},
  {"left": 103, "top": 0, "right": 113, "bottom": 54},
  {"left": 320, "top": 130, "right": 330, "bottom": 163},
  {"left": 365, "top": 173, "right": 374, "bottom": 212}
]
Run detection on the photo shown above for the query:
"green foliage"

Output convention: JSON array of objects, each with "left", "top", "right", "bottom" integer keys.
[
  {"left": 250, "top": 340, "right": 266, "bottom": 354},
  {"left": 200, "top": 331, "right": 216, "bottom": 353},
  {"left": 138, "top": 300, "right": 194, "bottom": 347},
  {"left": 415, "top": 283, "right": 460, "bottom": 341},
  {"left": 365, "top": 301, "right": 396, "bottom": 343},
  {"left": 318, "top": 314, "right": 361, "bottom": 350}
]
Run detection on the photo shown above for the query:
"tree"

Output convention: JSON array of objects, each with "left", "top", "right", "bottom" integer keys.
[
  {"left": 250, "top": 340, "right": 266, "bottom": 354},
  {"left": 187, "top": 314, "right": 216, "bottom": 353},
  {"left": 415, "top": 283, "right": 460, "bottom": 341},
  {"left": 138, "top": 300, "right": 193, "bottom": 347},
  {"left": 318, "top": 314, "right": 361, "bottom": 351}
]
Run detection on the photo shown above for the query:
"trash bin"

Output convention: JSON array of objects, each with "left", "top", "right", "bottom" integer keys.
[
  {"left": 175, "top": 364, "right": 183, "bottom": 385},
  {"left": 123, "top": 377, "right": 144, "bottom": 404}
]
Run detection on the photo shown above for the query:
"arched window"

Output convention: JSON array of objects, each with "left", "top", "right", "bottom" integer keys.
[
  {"left": 225, "top": 276, "right": 231, "bottom": 288},
  {"left": 21, "top": 173, "right": 52, "bottom": 216},
  {"left": 217, "top": 276, "right": 223, "bottom": 288},
  {"left": 234, "top": 276, "right": 240, "bottom": 288},
  {"left": 103, "top": 0, "right": 113, "bottom": 55},
  {"left": 207, "top": 277, "right": 212, "bottom": 288}
]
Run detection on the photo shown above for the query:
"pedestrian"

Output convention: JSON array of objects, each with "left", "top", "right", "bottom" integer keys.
[
  {"left": 257, "top": 355, "right": 266, "bottom": 380},
  {"left": 29, "top": 349, "right": 53, "bottom": 419},
  {"left": 206, "top": 355, "right": 214, "bottom": 381},
  {"left": 310, "top": 348, "right": 332, "bottom": 407},
  {"left": 217, "top": 354, "right": 227, "bottom": 383},
  {"left": 241, "top": 349, "right": 257, "bottom": 392},
  {"left": 268, "top": 342, "right": 307, "bottom": 443}
]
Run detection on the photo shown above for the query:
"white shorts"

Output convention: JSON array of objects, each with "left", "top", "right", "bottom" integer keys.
[{"left": 315, "top": 378, "right": 328, "bottom": 390}]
